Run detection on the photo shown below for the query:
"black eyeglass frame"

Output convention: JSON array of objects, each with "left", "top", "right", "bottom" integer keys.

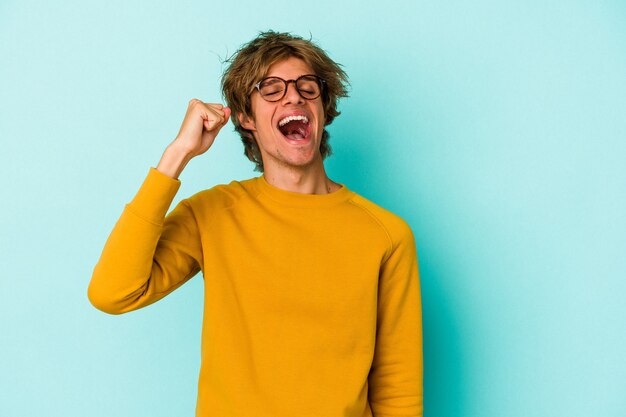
[{"left": 253, "top": 74, "right": 326, "bottom": 102}]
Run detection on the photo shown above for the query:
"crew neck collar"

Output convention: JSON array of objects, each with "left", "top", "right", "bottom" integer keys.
[{"left": 254, "top": 175, "right": 353, "bottom": 208}]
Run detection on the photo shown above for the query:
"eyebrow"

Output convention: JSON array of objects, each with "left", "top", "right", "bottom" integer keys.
[{"left": 262, "top": 74, "right": 315, "bottom": 80}]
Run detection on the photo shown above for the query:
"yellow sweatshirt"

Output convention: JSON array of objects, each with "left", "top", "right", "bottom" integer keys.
[{"left": 88, "top": 167, "right": 423, "bottom": 417}]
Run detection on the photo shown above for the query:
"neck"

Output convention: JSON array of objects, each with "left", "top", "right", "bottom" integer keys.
[{"left": 262, "top": 162, "right": 338, "bottom": 195}]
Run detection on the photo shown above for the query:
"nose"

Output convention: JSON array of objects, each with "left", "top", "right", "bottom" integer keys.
[{"left": 281, "top": 80, "right": 305, "bottom": 105}]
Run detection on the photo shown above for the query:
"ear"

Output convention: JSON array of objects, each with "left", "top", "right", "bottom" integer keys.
[{"left": 238, "top": 112, "right": 256, "bottom": 131}]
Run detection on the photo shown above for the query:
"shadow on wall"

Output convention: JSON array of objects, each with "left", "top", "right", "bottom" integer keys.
[
  {"left": 420, "top": 262, "right": 467, "bottom": 417},
  {"left": 328, "top": 102, "right": 468, "bottom": 417}
]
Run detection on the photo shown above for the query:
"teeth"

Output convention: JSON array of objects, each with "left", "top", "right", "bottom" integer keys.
[{"left": 278, "top": 115, "right": 309, "bottom": 127}]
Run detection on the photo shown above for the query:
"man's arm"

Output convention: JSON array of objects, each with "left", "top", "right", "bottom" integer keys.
[
  {"left": 368, "top": 225, "right": 424, "bottom": 417},
  {"left": 156, "top": 100, "right": 231, "bottom": 180},
  {"left": 88, "top": 168, "right": 199, "bottom": 314},
  {"left": 87, "top": 100, "right": 230, "bottom": 314}
]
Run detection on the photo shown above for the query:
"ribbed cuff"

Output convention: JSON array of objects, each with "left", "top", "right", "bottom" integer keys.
[{"left": 127, "top": 167, "right": 182, "bottom": 224}]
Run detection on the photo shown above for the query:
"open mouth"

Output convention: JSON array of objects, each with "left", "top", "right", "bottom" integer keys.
[{"left": 277, "top": 115, "right": 311, "bottom": 141}]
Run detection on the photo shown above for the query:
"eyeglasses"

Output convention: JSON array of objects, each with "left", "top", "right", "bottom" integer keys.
[{"left": 253, "top": 74, "right": 326, "bottom": 102}]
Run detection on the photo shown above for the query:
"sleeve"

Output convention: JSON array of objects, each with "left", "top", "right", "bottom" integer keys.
[
  {"left": 87, "top": 167, "right": 204, "bottom": 315},
  {"left": 368, "top": 225, "right": 424, "bottom": 417}
]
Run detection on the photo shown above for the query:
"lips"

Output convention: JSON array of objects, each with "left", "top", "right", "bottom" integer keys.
[{"left": 276, "top": 112, "right": 312, "bottom": 141}]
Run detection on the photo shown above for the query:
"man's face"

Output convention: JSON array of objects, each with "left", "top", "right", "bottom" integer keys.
[{"left": 238, "top": 57, "right": 326, "bottom": 173}]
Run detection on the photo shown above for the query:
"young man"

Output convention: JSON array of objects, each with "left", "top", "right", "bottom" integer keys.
[{"left": 88, "top": 31, "right": 423, "bottom": 417}]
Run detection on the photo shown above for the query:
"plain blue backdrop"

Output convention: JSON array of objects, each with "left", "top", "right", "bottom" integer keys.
[{"left": 1, "top": 1, "right": 625, "bottom": 416}]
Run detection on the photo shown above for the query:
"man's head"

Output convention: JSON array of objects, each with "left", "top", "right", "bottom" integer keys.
[{"left": 221, "top": 31, "right": 349, "bottom": 172}]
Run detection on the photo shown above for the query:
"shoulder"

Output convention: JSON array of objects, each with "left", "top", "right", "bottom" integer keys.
[
  {"left": 184, "top": 177, "right": 260, "bottom": 212},
  {"left": 347, "top": 192, "right": 415, "bottom": 247}
]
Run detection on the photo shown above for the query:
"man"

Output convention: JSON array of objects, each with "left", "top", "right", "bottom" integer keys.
[{"left": 88, "top": 31, "right": 423, "bottom": 417}]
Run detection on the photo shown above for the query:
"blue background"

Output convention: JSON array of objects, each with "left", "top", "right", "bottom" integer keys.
[{"left": 1, "top": 1, "right": 625, "bottom": 416}]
